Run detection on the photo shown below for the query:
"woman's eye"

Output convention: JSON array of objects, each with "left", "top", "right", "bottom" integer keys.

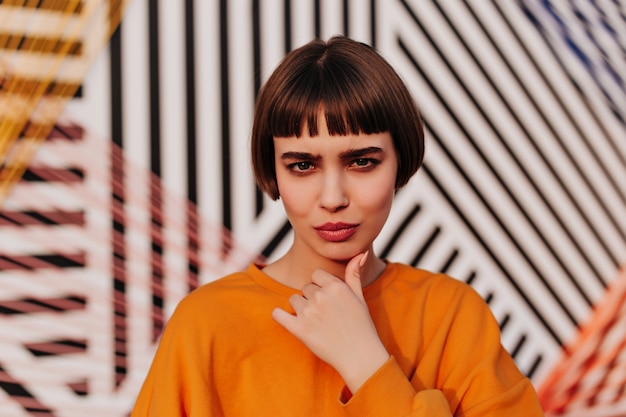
[
  {"left": 351, "top": 158, "right": 378, "bottom": 168},
  {"left": 288, "top": 161, "right": 313, "bottom": 172}
]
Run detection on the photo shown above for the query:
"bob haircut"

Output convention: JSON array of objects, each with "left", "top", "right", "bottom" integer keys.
[{"left": 251, "top": 36, "right": 425, "bottom": 200}]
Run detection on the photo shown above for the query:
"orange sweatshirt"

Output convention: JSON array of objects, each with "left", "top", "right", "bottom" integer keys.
[{"left": 131, "top": 262, "right": 544, "bottom": 416}]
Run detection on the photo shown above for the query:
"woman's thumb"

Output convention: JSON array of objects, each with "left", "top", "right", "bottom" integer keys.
[{"left": 345, "top": 251, "right": 369, "bottom": 301}]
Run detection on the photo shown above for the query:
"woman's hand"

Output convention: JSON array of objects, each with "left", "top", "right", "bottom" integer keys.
[{"left": 272, "top": 252, "right": 390, "bottom": 393}]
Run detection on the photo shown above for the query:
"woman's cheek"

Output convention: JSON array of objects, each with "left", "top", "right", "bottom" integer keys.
[
  {"left": 356, "top": 176, "right": 395, "bottom": 207},
  {"left": 279, "top": 179, "right": 315, "bottom": 215}
]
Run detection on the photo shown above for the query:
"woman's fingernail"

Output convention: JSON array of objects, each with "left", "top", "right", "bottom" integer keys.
[{"left": 359, "top": 250, "right": 369, "bottom": 268}]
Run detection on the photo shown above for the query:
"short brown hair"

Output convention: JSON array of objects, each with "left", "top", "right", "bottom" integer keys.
[{"left": 251, "top": 36, "right": 424, "bottom": 200}]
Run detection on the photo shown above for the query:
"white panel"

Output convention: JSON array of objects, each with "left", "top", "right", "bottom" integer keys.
[
  {"left": 348, "top": 0, "right": 372, "bottom": 43},
  {"left": 65, "top": 47, "right": 111, "bottom": 141},
  {"left": 158, "top": 0, "right": 187, "bottom": 194},
  {"left": 195, "top": 0, "right": 224, "bottom": 284},
  {"left": 321, "top": 0, "right": 344, "bottom": 39},
  {"left": 157, "top": 0, "right": 189, "bottom": 316},
  {"left": 375, "top": 0, "right": 400, "bottom": 60},
  {"left": 82, "top": 127, "right": 116, "bottom": 396},
  {"left": 228, "top": 0, "right": 256, "bottom": 250},
  {"left": 291, "top": 0, "right": 316, "bottom": 48},
  {"left": 260, "top": 0, "right": 286, "bottom": 81},
  {"left": 117, "top": 0, "right": 154, "bottom": 348},
  {"left": 121, "top": 0, "right": 150, "bottom": 170}
]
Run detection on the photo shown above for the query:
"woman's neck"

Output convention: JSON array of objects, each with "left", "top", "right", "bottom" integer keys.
[{"left": 262, "top": 245, "right": 385, "bottom": 290}]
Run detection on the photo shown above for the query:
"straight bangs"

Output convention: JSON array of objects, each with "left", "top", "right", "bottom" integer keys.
[{"left": 266, "top": 60, "right": 393, "bottom": 139}]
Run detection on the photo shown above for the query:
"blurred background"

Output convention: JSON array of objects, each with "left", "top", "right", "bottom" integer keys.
[{"left": 0, "top": 0, "right": 625, "bottom": 416}]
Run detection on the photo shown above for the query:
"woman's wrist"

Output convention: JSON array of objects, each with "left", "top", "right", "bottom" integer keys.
[{"left": 339, "top": 341, "right": 390, "bottom": 394}]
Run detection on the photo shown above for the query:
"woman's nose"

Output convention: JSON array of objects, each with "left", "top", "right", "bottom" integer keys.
[{"left": 318, "top": 172, "right": 349, "bottom": 212}]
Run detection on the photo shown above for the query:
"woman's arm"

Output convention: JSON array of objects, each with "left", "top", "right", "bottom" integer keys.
[
  {"left": 273, "top": 260, "right": 544, "bottom": 417},
  {"left": 272, "top": 254, "right": 453, "bottom": 416},
  {"left": 130, "top": 300, "right": 222, "bottom": 417}
]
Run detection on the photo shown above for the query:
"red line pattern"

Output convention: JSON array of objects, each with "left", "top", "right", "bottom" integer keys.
[
  {"left": 46, "top": 123, "right": 84, "bottom": 142},
  {"left": 0, "top": 210, "right": 85, "bottom": 226},
  {"left": 110, "top": 144, "right": 128, "bottom": 388},
  {"left": 538, "top": 265, "right": 626, "bottom": 416},
  {"left": 0, "top": 366, "right": 56, "bottom": 416},
  {"left": 149, "top": 173, "right": 165, "bottom": 342},
  {"left": 0, "top": 296, "right": 86, "bottom": 315},
  {"left": 0, "top": 253, "right": 86, "bottom": 270},
  {"left": 24, "top": 339, "right": 88, "bottom": 356},
  {"left": 0, "top": 118, "right": 270, "bottom": 415},
  {"left": 187, "top": 201, "right": 200, "bottom": 292},
  {"left": 21, "top": 167, "right": 84, "bottom": 183}
]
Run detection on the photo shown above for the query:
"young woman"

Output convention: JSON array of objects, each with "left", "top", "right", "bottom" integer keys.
[{"left": 131, "top": 36, "right": 544, "bottom": 416}]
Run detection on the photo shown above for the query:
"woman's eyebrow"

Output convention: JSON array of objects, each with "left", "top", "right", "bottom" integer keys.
[
  {"left": 339, "top": 146, "right": 384, "bottom": 159},
  {"left": 280, "top": 147, "right": 383, "bottom": 161},
  {"left": 280, "top": 151, "right": 321, "bottom": 162}
]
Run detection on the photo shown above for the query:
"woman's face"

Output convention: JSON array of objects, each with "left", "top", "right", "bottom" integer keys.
[{"left": 274, "top": 116, "right": 398, "bottom": 263}]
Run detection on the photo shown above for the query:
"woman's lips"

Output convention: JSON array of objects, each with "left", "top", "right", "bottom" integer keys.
[{"left": 314, "top": 222, "right": 359, "bottom": 242}]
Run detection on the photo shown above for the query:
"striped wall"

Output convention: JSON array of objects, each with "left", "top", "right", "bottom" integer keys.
[{"left": 0, "top": 0, "right": 625, "bottom": 415}]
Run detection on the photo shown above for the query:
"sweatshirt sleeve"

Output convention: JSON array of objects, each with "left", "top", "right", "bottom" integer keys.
[
  {"left": 342, "top": 274, "right": 544, "bottom": 417},
  {"left": 341, "top": 356, "right": 452, "bottom": 417},
  {"left": 130, "top": 297, "right": 222, "bottom": 417},
  {"left": 438, "top": 281, "right": 545, "bottom": 417}
]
